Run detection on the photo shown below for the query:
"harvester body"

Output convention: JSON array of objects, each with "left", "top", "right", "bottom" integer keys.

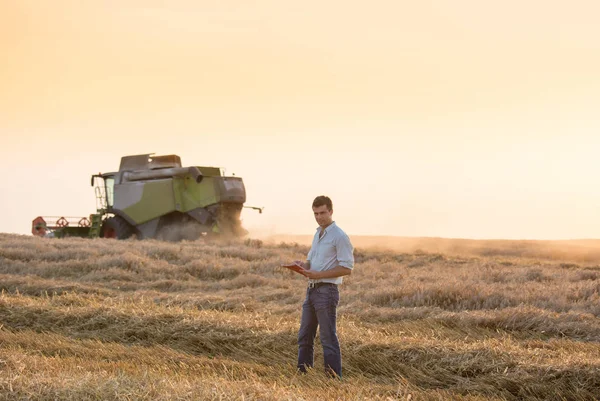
[{"left": 32, "top": 153, "right": 257, "bottom": 240}]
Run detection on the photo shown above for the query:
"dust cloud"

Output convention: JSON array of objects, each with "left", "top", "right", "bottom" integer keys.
[{"left": 156, "top": 221, "right": 600, "bottom": 264}]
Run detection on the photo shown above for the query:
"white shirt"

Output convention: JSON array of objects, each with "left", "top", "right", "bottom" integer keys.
[{"left": 307, "top": 221, "right": 354, "bottom": 285}]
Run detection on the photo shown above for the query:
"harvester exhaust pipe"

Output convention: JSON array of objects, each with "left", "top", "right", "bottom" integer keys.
[
  {"left": 123, "top": 167, "right": 203, "bottom": 183},
  {"left": 187, "top": 166, "right": 203, "bottom": 183}
]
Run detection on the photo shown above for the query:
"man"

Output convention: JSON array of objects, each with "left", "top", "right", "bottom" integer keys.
[{"left": 293, "top": 195, "right": 354, "bottom": 378}]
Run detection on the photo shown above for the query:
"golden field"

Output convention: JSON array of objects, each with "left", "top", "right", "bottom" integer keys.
[{"left": 1, "top": 233, "right": 599, "bottom": 400}]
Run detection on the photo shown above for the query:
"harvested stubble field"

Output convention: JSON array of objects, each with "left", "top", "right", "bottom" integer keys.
[{"left": 1, "top": 233, "right": 599, "bottom": 401}]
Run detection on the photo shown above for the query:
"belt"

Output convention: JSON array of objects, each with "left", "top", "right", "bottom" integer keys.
[{"left": 308, "top": 282, "right": 337, "bottom": 289}]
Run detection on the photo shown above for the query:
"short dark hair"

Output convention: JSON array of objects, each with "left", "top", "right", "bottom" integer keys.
[{"left": 312, "top": 195, "right": 333, "bottom": 211}]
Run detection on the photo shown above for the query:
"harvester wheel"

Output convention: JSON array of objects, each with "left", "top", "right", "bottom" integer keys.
[{"left": 101, "top": 216, "right": 137, "bottom": 240}]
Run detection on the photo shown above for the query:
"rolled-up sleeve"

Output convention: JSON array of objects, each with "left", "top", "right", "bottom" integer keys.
[{"left": 336, "top": 234, "right": 354, "bottom": 269}]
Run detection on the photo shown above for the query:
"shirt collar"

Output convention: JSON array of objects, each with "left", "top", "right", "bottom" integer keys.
[{"left": 316, "top": 221, "right": 336, "bottom": 233}]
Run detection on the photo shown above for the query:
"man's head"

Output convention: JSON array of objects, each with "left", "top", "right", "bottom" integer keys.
[{"left": 312, "top": 195, "right": 333, "bottom": 228}]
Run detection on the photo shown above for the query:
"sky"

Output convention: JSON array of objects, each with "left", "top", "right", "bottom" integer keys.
[{"left": 1, "top": 1, "right": 599, "bottom": 240}]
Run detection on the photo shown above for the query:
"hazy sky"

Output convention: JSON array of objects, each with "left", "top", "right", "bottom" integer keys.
[{"left": 2, "top": 1, "right": 599, "bottom": 239}]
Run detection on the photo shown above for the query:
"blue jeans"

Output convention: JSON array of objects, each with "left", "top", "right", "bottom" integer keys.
[{"left": 297, "top": 283, "right": 341, "bottom": 378}]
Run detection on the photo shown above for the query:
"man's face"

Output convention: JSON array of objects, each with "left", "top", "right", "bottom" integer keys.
[{"left": 313, "top": 204, "right": 333, "bottom": 228}]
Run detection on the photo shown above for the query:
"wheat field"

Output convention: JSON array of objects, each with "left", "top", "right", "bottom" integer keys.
[{"left": 1, "top": 233, "right": 599, "bottom": 400}]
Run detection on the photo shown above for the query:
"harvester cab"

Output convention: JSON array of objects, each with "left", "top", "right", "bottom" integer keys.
[{"left": 32, "top": 153, "right": 262, "bottom": 240}]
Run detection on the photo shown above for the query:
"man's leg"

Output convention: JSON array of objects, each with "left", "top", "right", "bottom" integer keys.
[
  {"left": 297, "top": 290, "right": 318, "bottom": 373},
  {"left": 314, "top": 286, "right": 341, "bottom": 378}
]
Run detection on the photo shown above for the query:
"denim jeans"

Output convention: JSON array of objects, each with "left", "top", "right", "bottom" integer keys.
[{"left": 297, "top": 284, "right": 341, "bottom": 378}]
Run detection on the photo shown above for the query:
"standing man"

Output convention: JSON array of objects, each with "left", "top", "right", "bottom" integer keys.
[{"left": 294, "top": 195, "right": 354, "bottom": 378}]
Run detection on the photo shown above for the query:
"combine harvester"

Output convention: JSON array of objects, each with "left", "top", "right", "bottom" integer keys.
[{"left": 32, "top": 153, "right": 262, "bottom": 240}]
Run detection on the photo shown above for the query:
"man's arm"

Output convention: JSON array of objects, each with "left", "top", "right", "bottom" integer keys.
[
  {"left": 335, "top": 233, "right": 354, "bottom": 271},
  {"left": 301, "top": 265, "right": 351, "bottom": 280}
]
